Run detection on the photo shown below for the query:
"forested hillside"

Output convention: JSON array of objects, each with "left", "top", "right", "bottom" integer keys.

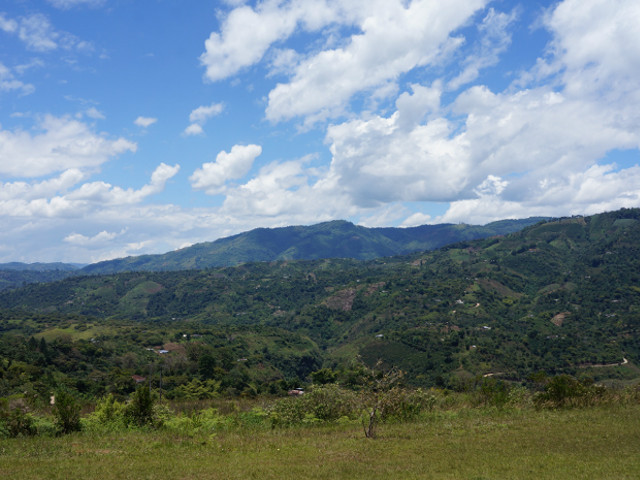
[
  {"left": 1, "top": 208, "right": 639, "bottom": 401},
  {"left": 79, "top": 217, "right": 546, "bottom": 274},
  {"left": 0, "top": 218, "right": 545, "bottom": 291}
]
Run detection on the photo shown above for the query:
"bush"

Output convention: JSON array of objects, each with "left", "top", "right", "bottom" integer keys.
[
  {"left": 303, "top": 384, "right": 359, "bottom": 421},
  {"left": 125, "top": 386, "right": 160, "bottom": 427},
  {"left": 0, "top": 399, "right": 36, "bottom": 438},
  {"left": 52, "top": 390, "right": 82, "bottom": 435},
  {"left": 84, "top": 394, "right": 127, "bottom": 432},
  {"left": 269, "top": 397, "right": 307, "bottom": 427},
  {"left": 163, "top": 408, "right": 233, "bottom": 436},
  {"left": 534, "top": 375, "right": 608, "bottom": 408}
]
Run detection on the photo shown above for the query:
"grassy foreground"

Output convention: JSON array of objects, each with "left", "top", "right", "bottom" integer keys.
[{"left": 1, "top": 405, "right": 639, "bottom": 479}]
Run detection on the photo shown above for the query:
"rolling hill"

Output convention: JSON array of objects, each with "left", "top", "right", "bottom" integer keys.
[
  {"left": 79, "top": 217, "right": 547, "bottom": 274},
  {"left": 1, "top": 208, "right": 639, "bottom": 394}
]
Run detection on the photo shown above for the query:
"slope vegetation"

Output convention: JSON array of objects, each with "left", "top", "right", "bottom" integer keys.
[{"left": 1, "top": 209, "right": 639, "bottom": 393}]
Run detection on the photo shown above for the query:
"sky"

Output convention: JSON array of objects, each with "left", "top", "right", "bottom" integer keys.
[{"left": 1, "top": 0, "right": 640, "bottom": 264}]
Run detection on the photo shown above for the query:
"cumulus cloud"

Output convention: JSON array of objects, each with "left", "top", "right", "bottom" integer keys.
[
  {"left": 325, "top": 80, "right": 639, "bottom": 215},
  {"left": 201, "top": 0, "right": 487, "bottom": 125},
  {"left": 0, "top": 162, "right": 179, "bottom": 219},
  {"left": 66, "top": 162, "right": 180, "bottom": 205},
  {"left": 64, "top": 229, "right": 120, "bottom": 247},
  {"left": 222, "top": 159, "right": 310, "bottom": 216},
  {"left": 200, "top": 3, "right": 301, "bottom": 82},
  {"left": 315, "top": 0, "right": 640, "bottom": 225},
  {"left": 0, "top": 12, "right": 92, "bottom": 53},
  {"left": 0, "top": 13, "right": 18, "bottom": 34},
  {"left": 266, "top": 0, "right": 486, "bottom": 124},
  {"left": 85, "top": 107, "right": 105, "bottom": 120},
  {"left": 189, "top": 102, "right": 224, "bottom": 124},
  {"left": 184, "top": 102, "right": 224, "bottom": 135},
  {"left": 546, "top": 0, "right": 640, "bottom": 101},
  {"left": 183, "top": 123, "right": 204, "bottom": 136},
  {"left": 0, "top": 115, "right": 137, "bottom": 177},
  {"left": 134, "top": 116, "right": 157, "bottom": 128},
  {"left": 190, "top": 144, "right": 262, "bottom": 194},
  {"left": 220, "top": 153, "right": 355, "bottom": 221},
  {"left": 0, "top": 169, "right": 86, "bottom": 202},
  {"left": 0, "top": 62, "right": 34, "bottom": 95}
]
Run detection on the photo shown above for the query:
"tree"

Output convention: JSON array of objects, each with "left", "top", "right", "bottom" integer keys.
[
  {"left": 125, "top": 385, "right": 155, "bottom": 427},
  {"left": 52, "top": 390, "right": 81, "bottom": 435},
  {"left": 311, "top": 367, "right": 338, "bottom": 385},
  {"left": 360, "top": 360, "right": 403, "bottom": 439}
]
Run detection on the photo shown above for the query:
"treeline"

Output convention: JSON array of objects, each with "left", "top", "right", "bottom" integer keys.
[
  {"left": 1, "top": 208, "right": 640, "bottom": 409},
  {"left": 3, "top": 371, "right": 639, "bottom": 439}
]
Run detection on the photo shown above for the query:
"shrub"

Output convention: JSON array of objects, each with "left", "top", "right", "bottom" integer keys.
[
  {"left": 269, "top": 397, "right": 307, "bottom": 428},
  {"left": 125, "top": 386, "right": 157, "bottom": 427},
  {"left": 84, "top": 394, "right": 126, "bottom": 432},
  {"left": 0, "top": 399, "right": 36, "bottom": 438},
  {"left": 534, "top": 375, "right": 608, "bottom": 408},
  {"left": 303, "top": 384, "right": 359, "bottom": 421},
  {"left": 52, "top": 390, "right": 82, "bottom": 435}
]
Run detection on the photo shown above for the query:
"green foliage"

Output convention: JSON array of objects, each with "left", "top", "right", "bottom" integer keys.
[
  {"left": 477, "top": 377, "right": 510, "bottom": 408},
  {"left": 125, "top": 385, "right": 157, "bottom": 427},
  {"left": 0, "top": 398, "right": 36, "bottom": 438},
  {"left": 80, "top": 218, "right": 546, "bottom": 274},
  {"left": 311, "top": 367, "right": 338, "bottom": 385},
  {"left": 168, "top": 379, "right": 221, "bottom": 400},
  {"left": 52, "top": 390, "right": 81, "bottom": 434},
  {"left": 534, "top": 375, "right": 608, "bottom": 408},
  {"left": 1, "top": 208, "right": 640, "bottom": 399},
  {"left": 84, "top": 394, "right": 126, "bottom": 431}
]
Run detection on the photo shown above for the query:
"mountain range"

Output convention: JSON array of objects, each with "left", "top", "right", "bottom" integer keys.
[
  {"left": 1, "top": 208, "right": 638, "bottom": 390},
  {"left": 0, "top": 217, "right": 547, "bottom": 289}
]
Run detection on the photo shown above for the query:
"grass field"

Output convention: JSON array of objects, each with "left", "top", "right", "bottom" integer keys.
[{"left": 2, "top": 405, "right": 639, "bottom": 479}]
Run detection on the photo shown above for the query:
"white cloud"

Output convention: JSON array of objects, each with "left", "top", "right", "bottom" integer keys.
[
  {"left": 222, "top": 159, "right": 309, "bottom": 216},
  {"left": 401, "top": 212, "right": 432, "bottom": 227},
  {"left": 200, "top": 3, "right": 301, "bottom": 82},
  {"left": 67, "top": 162, "right": 180, "bottom": 205},
  {"left": 201, "top": 0, "right": 486, "bottom": 125},
  {"left": 0, "top": 169, "right": 86, "bottom": 202},
  {"left": 313, "top": 0, "right": 640, "bottom": 224},
  {"left": 326, "top": 79, "right": 639, "bottom": 213},
  {"left": 0, "top": 13, "right": 17, "bottom": 34},
  {"left": 191, "top": 144, "right": 262, "bottom": 195},
  {"left": 189, "top": 102, "right": 224, "bottom": 124},
  {"left": 0, "top": 12, "right": 91, "bottom": 52},
  {"left": 447, "top": 7, "right": 517, "bottom": 91},
  {"left": 64, "top": 229, "right": 120, "bottom": 247},
  {"left": 0, "top": 162, "right": 179, "bottom": 219},
  {"left": 85, "top": 107, "right": 105, "bottom": 120},
  {"left": 183, "top": 123, "right": 204, "bottom": 136},
  {"left": 0, "top": 115, "right": 137, "bottom": 177},
  {"left": 184, "top": 102, "right": 224, "bottom": 135},
  {"left": 220, "top": 154, "right": 355, "bottom": 221},
  {"left": 325, "top": 85, "right": 467, "bottom": 207},
  {"left": 134, "top": 116, "right": 158, "bottom": 128},
  {"left": 266, "top": 0, "right": 487, "bottom": 125},
  {"left": 0, "top": 62, "right": 35, "bottom": 95}
]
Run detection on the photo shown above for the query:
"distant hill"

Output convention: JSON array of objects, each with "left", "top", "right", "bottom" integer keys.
[
  {"left": 80, "top": 217, "right": 548, "bottom": 274},
  {"left": 0, "top": 262, "right": 82, "bottom": 272},
  {"left": 2, "top": 208, "right": 639, "bottom": 388},
  {"left": 0, "top": 262, "right": 82, "bottom": 291}
]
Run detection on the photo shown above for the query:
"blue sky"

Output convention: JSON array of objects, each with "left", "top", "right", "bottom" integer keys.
[{"left": 1, "top": 0, "right": 639, "bottom": 263}]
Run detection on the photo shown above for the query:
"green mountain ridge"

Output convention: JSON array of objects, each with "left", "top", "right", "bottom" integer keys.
[
  {"left": 1, "top": 208, "right": 639, "bottom": 396},
  {"left": 79, "top": 217, "right": 548, "bottom": 275}
]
